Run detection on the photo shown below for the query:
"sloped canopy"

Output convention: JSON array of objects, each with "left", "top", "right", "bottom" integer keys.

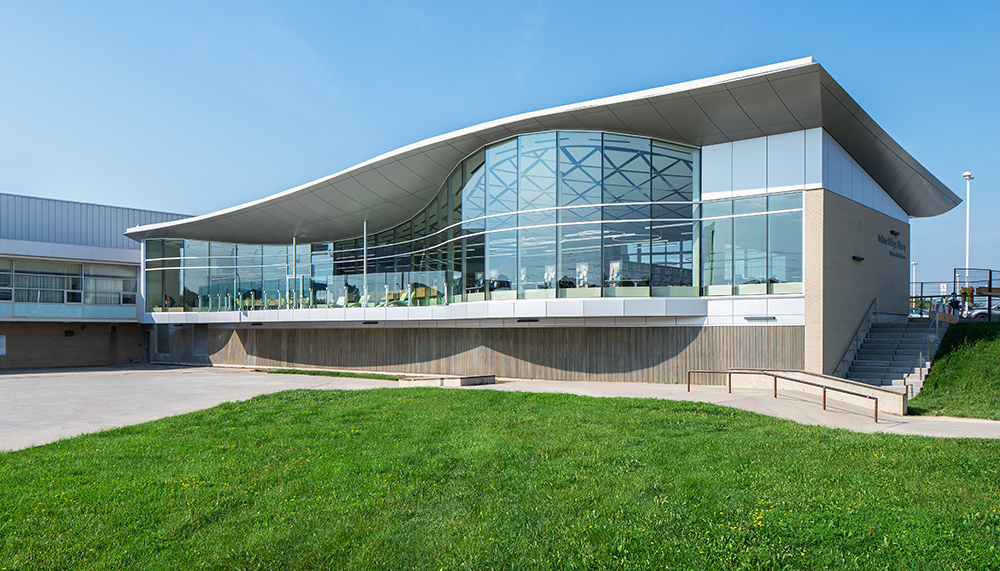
[{"left": 126, "top": 57, "right": 959, "bottom": 245}]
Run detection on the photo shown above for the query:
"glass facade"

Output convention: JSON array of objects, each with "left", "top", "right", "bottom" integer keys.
[{"left": 143, "top": 131, "right": 803, "bottom": 313}]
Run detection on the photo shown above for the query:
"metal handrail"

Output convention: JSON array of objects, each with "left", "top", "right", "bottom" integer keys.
[
  {"left": 686, "top": 369, "right": 879, "bottom": 422},
  {"left": 910, "top": 301, "right": 945, "bottom": 394},
  {"left": 833, "top": 297, "right": 879, "bottom": 377}
]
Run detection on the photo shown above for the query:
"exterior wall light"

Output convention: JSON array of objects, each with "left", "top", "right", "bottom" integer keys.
[
  {"left": 889, "top": 230, "right": 900, "bottom": 236},
  {"left": 852, "top": 256, "right": 865, "bottom": 262}
]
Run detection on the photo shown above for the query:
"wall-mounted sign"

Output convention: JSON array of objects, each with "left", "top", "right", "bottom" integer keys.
[{"left": 878, "top": 234, "right": 908, "bottom": 260}]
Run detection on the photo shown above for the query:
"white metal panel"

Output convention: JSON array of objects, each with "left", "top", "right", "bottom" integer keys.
[
  {"left": 125, "top": 58, "right": 958, "bottom": 245},
  {"left": 766, "top": 130, "right": 805, "bottom": 189},
  {"left": 732, "top": 137, "right": 767, "bottom": 192}
]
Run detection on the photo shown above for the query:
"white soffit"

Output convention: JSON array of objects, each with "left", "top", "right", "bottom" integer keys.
[{"left": 126, "top": 57, "right": 959, "bottom": 245}]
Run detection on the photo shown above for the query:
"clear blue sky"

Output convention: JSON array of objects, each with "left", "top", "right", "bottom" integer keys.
[{"left": 1, "top": 0, "right": 997, "bottom": 285}]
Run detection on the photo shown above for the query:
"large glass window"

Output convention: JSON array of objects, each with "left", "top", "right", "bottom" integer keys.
[
  {"left": 556, "top": 132, "right": 602, "bottom": 297},
  {"left": 140, "top": 133, "right": 804, "bottom": 312},
  {"left": 461, "top": 161, "right": 487, "bottom": 301},
  {"left": 699, "top": 193, "right": 803, "bottom": 296},
  {"left": 517, "top": 133, "right": 557, "bottom": 299},
  {"left": 0, "top": 258, "right": 11, "bottom": 301},
  {"left": 734, "top": 214, "right": 767, "bottom": 294},
  {"left": 768, "top": 210, "right": 803, "bottom": 294},
  {"left": 485, "top": 139, "right": 518, "bottom": 300},
  {"left": 240, "top": 245, "right": 265, "bottom": 309},
  {"left": 181, "top": 241, "right": 209, "bottom": 310},
  {"left": 0, "top": 257, "right": 138, "bottom": 309},
  {"left": 602, "top": 135, "right": 652, "bottom": 295},
  {"left": 650, "top": 142, "right": 699, "bottom": 296}
]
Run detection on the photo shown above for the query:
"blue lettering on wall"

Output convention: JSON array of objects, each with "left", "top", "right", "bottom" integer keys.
[{"left": 879, "top": 234, "right": 908, "bottom": 260}]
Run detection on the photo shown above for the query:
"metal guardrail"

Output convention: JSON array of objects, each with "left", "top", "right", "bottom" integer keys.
[
  {"left": 912, "top": 302, "right": 944, "bottom": 386},
  {"left": 686, "top": 369, "right": 879, "bottom": 422},
  {"left": 832, "top": 297, "right": 879, "bottom": 378}
]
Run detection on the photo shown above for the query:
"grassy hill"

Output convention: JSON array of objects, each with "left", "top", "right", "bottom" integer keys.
[
  {"left": 2, "top": 388, "right": 1000, "bottom": 570},
  {"left": 908, "top": 322, "right": 1000, "bottom": 420}
]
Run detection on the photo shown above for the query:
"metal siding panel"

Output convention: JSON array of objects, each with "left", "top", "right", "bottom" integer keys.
[
  {"left": 92, "top": 205, "right": 100, "bottom": 247},
  {"left": 112, "top": 208, "right": 119, "bottom": 249},
  {"left": 2, "top": 195, "right": 9, "bottom": 239},
  {"left": 15, "top": 197, "right": 23, "bottom": 241},
  {"left": 22, "top": 198, "right": 30, "bottom": 242},
  {"left": 101, "top": 206, "right": 108, "bottom": 248},
  {"left": 85, "top": 204, "right": 92, "bottom": 247},
  {"left": 53, "top": 200, "right": 61, "bottom": 243},
  {"left": 76, "top": 203, "right": 84, "bottom": 246},
  {"left": 109, "top": 207, "right": 117, "bottom": 248},
  {"left": 36, "top": 198, "right": 44, "bottom": 242},
  {"left": 69, "top": 202, "right": 77, "bottom": 245},
  {"left": 0, "top": 195, "right": 8, "bottom": 239},
  {"left": 90, "top": 204, "right": 98, "bottom": 247}
]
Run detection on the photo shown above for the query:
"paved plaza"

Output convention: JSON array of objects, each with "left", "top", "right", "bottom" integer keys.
[{"left": 3, "top": 365, "right": 1000, "bottom": 451}]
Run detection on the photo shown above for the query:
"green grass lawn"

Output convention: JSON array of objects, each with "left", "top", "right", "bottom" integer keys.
[
  {"left": 909, "top": 322, "right": 1000, "bottom": 420},
  {"left": 3, "top": 389, "right": 1000, "bottom": 570}
]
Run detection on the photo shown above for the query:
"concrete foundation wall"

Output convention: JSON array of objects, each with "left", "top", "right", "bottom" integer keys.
[
  {"left": 0, "top": 321, "right": 143, "bottom": 369},
  {"left": 153, "top": 324, "right": 804, "bottom": 383}
]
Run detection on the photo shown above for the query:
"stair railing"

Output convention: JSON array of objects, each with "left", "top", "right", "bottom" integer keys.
[
  {"left": 911, "top": 301, "right": 946, "bottom": 391},
  {"left": 833, "top": 297, "right": 879, "bottom": 378}
]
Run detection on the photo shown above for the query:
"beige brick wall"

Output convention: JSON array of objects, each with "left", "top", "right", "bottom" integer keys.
[
  {"left": 804, "top": 189, "right": 911, "bottom": 374},
  {"left": 0, "top": 321, "right": 143, "bottom": 369}
]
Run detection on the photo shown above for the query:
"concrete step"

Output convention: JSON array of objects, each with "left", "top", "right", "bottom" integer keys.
[
  {"left": 850, "top": 360, "right": 892, "bottom": 367},
  {"left": 849, "top": 364, "right": 916, "bottom": 373},
  {"left": 847, "top": 377, "right": 895, "bottom": 386},
  {"left": 846, "top": 372, "right": 895, "bottom": 381},
  {"left": 858, "top": 348, "right": 923, "bottom": 356},
  {"left": 855, "top": 349, "right": 921, "bottom": 361},
  {"left": 849, "top": 366, "right": 890, "bottom": 374},
  {"left": 863, "top": 337, "right": 929, "bottom": 345}
]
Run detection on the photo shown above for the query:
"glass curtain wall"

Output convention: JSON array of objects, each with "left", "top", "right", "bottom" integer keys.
[
  {"left": 142, "top": 131, "right": 804, "bottom": 312},
  {"left": 700, "top": 193, "right": 803, "bottom": 296}
]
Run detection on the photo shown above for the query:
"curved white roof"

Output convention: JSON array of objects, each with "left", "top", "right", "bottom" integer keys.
[{"left": 126, "top": 57, "right": 960, "bottom": 245}]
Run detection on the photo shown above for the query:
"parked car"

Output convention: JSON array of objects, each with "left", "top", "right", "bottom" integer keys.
[{"left": 969, "top": 304, "right": 1000, "bottom": 320}]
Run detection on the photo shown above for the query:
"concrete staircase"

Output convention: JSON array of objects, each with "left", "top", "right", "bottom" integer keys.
[{"left": 845, "top": 319, "right": 947, "bottom": 394}]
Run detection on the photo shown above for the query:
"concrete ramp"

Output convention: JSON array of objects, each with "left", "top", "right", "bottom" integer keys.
[{"left": 719, "top": 369, "right": 908, "bottom": 417}]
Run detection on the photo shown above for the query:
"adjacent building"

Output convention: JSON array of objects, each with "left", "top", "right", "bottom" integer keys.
[
  {"left": 0, "top": 193, "right": 185, "bottom": 369},
  {"left": 122, "top": 57, "right": 959, "bottom": 381}
]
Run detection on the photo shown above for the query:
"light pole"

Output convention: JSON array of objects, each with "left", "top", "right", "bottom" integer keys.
[
  {"left": 911, "top": 261, "right": 918, "bottom": 297},
  {"left": 963, "top": 171, "right": 974, "bottom": 289}
]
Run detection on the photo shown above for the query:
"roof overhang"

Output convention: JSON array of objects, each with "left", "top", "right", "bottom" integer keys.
[{"left": 126, "top": 57, "right": 960, "bottom": 245}]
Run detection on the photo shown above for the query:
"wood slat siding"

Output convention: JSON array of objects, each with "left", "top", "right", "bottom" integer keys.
[{"left": 156, "top": 325, "right": 804, "bottom": 383}]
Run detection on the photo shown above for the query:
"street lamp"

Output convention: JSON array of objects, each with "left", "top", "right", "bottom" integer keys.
[
  {"left": 911, "top": 261, "right": 918, "bottom": 297},
  {"left": 963, "top": 172, "right": 974, "bottom": 290}
]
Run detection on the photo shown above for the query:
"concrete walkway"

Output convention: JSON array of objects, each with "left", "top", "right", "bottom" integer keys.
[{"left": 2, "top": 365, "right": 999, "bottom": 451}]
